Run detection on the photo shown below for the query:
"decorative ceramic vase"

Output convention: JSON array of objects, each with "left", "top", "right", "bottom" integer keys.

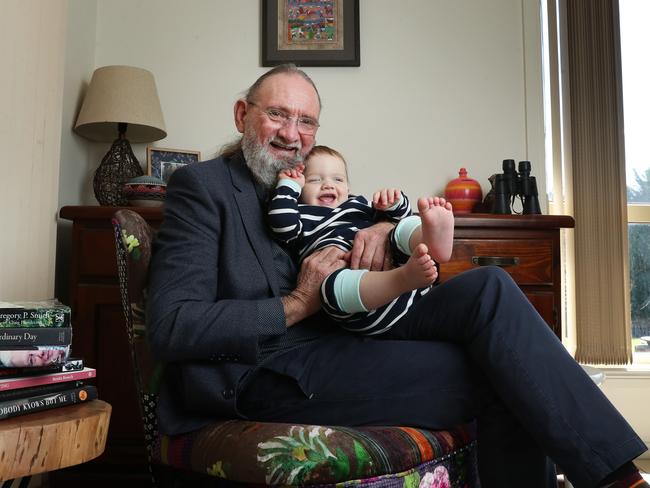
[
  {"left": 123, "top": 175, "right": 167, "bottom": 207},
  {"left": 444, "top": 168, "right": 483, "bottom": 214}
]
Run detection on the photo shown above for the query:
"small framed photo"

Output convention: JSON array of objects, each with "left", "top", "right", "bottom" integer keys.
[
  {"left": 147, "top": 147, "right": 201, "bottom": 184},
  {"left": 262, "top": 0, "right": 360, "bottom": 67}
]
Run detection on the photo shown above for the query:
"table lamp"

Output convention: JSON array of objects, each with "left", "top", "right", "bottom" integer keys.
[{"left": 74, "top": 65, "right": 167, "bottom": 206}]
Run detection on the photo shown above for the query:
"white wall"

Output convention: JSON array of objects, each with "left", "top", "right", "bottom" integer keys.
[
  {"left": 601, "top": 372, "right": 650, "bottom": 458},
  {"left": 58, "top": 0, "right": 545, "bottom": 204},
  {"left": 55, "top": 0, "right": 98, "bottom": 302},
  {"left": 1, "top": 0, "right": 67, "bottom": 301},
  {"left": 58, "top": 0, "right": 98, "bottom": 208}
]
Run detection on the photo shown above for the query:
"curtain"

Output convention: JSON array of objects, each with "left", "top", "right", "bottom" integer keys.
[{"left": 563, "top": 0, "right": 632, "bottom": 364}]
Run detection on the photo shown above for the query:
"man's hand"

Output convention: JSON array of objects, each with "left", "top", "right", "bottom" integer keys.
[
  {"left": 282, "top": 246, "right": 347, "bottom": 327},
  {"left": 278, "top": 164, "right": 305, "bottom": 188},
  {"left": 348, "top": 221, "right": 395, "bottom": 271},
  {"left": 372, "top": 188, "right": 402, "bottom": 211}
]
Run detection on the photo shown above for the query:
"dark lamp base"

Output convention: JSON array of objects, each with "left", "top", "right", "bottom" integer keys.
[{"left": 94, "top": 138, "right": 144, "bottom": 206}]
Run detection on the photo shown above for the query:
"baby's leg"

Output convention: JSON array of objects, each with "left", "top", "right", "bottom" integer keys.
[
  {"left": 409, "top": 197, "right": 454, "bottom": 263},
  {"left": 358, "top": 244, "right": 437, "bottom": 310}
]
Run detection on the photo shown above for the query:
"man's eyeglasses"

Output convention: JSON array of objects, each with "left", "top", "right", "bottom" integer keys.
[{"left": 247, "top": 101, "right": 320, "bottom": 135}]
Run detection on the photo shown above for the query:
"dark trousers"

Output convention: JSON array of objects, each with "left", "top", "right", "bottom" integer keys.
[{"left": 238, "top": 267, "right": 647, "bottom": 487}]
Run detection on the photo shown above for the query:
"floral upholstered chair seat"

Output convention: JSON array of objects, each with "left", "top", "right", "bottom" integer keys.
[{"left": 112, "top": 209, "right": 479, "bottom": 487}]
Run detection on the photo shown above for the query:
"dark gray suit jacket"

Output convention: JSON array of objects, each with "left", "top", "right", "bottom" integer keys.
[{"left": 147, "top": 152, "right": 320, "bottom": 434}]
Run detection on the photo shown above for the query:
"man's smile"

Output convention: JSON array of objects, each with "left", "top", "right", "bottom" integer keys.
[{"left": 269, "top": 139, "right": 300, "bottom": 155}]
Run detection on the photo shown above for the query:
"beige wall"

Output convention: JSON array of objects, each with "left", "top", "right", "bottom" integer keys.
[
  {"left": 59, "top": 0, "right": 545, "bottom": 204},
  {"left": 1, "top": 0, "right": 67, "bottom": 301}
]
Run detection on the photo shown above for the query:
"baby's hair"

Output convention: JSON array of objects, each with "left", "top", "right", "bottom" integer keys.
[{"left": 306, "top": 145, "right": 349, "bottom": 179}]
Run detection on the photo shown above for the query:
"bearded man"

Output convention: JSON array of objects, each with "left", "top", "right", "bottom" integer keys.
[{"left": 147, "top": 65, "right": 647, "bottom": 487}]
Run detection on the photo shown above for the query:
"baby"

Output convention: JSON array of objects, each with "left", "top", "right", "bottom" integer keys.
[{"left": 267, "top": 145, "right": 454, "bottom": 335}]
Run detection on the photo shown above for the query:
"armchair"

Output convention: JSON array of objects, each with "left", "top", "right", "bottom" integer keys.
[{"left": 112, "top": 209, "right": 479, "bottom": 487}]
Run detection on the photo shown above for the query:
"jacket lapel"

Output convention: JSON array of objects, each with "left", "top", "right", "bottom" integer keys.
[{"left": 228, "top": 154, "right": 280, "bottom": 296}]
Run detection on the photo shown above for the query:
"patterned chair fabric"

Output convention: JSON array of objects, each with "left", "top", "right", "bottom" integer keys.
[{"left": 112, "top": 209, "right": 480, "bottom": 488}]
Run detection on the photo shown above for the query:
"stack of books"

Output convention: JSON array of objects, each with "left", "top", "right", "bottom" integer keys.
[{"left": 0, "top": 300, "right": 97, "bottom": 420}]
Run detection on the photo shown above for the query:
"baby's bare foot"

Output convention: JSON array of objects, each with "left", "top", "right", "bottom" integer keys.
[
  {"left": 418, "top": 196, "right": 454, "bottom": 263},
  {"left": 401, "top": 243, "right": 438, "bottom": 290}
]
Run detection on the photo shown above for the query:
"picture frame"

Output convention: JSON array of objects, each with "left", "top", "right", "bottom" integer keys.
[
  {"left": 262, "top": 0, "right": 360, "bottom": 67},
  {"left": 147, "top": 147, "right": 201, "bottom": 184}
]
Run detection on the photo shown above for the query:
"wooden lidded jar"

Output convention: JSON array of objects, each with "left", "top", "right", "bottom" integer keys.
[{"left": 444, "top": 168, "right": 483, "bottom": 214}]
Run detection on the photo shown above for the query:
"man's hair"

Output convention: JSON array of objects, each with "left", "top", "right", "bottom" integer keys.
[
  {"left": 305, "top": 145, "right": 349, "bottom": 180},
  {"left": 246, "top": 64, "right": 321, "bottom": 107},
  {"left": 220, "top": 64, "right": 321, "bottom": 158}
]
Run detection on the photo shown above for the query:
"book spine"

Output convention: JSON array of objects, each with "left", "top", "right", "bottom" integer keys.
[
  {"left": 0, "top": 327, "right": 72, "bottom": 346},
  {"left": 0, "top": 364, "right": 62, "bottom": 378},
  {"left": 0, "top": 345, "right": 70, "bottom": 369},
  {"left": 0, "top": 358, "right": 83, "bottom": 377},
  {"left": 0, "top": 385, "right": 98, "bottom": 420},
  {"left": 0, "top": 367, "right": 95, "bottom": 392},
  {"left": 0, "top": 380, "right": 87, "bottom": 402},
  {"left": 0, "top": 308, "right": 71, "bottom": 328}
]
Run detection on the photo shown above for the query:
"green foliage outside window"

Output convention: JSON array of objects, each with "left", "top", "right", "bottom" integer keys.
[
  {"left": 628, "top": 224, "right": 650, "bottom": 339},
  {"left": 628, "top": 168, "right": 650, "bottom": 204},
  {"left": 627, "top": 168, "right": 650, "bottom": 344}
]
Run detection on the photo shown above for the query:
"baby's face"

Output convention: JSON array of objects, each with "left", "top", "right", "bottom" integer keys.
[{"left": 300, "top": 154, "right": 349, "bottom": 208}]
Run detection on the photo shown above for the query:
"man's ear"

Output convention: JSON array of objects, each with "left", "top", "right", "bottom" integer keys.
[{"left": 234, "top": 99, "right": 247, "bottom": 134}]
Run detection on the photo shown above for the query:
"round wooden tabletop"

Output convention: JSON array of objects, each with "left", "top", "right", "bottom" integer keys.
[{"left": 0, "top": 399, "right": 111, "bottom": 481}]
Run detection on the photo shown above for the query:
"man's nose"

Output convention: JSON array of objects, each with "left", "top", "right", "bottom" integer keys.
[{"left": 276, "top": 118, "right": 300, "bottom": 142}]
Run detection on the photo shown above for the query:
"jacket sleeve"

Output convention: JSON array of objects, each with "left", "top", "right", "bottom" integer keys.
[
  {"left": 267, "top": 179, "right": 303, "bottom": 244},
  {"left": 146, "top": 165, "right": 285, "bottom": 365}
]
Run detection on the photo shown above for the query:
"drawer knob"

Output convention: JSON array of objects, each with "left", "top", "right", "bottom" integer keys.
[{"left": 472, "top": 256, "right": 520, "bottom": 267}]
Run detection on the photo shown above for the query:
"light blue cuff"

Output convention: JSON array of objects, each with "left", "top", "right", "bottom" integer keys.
[
  {"left": 383, "top": 193, "right": 404, "bottom": 211},
  {"left": 333, "top": 269, "right": 369, "bottom": 313},
  {"left": 277, "top": 178, "right": 302, "bottom": 194},
  {"left": 394, "top": 215, "right": 421, "bottom": 255}
]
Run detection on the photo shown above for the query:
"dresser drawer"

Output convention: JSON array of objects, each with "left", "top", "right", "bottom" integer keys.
[{"left": 440, "top": 238, "right": 553, "bottom": 285}]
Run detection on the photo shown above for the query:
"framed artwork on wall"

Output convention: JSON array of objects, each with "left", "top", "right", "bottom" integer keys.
[
  {"left": 262, "top": 0, "right": 360, "bottom": 67},
  {"left": 147, "top": 147, "right": 201, "bottom": 184}
]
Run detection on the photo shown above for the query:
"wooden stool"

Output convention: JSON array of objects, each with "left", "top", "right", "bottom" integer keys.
[{"left": 0, "top": 399, "right": 111, "bottom": 481}]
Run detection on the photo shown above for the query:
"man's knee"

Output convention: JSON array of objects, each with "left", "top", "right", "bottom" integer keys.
[
  {"left": 471, "top": 265, "right": 512, "bottom": 282},
  {"left": 453, "top": 265, "right": 517, "bottom": 296}
]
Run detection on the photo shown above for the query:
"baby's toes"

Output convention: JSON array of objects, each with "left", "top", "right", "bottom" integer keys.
[{"left": 413, "top": 242, "right": 429, "bottom": 258}]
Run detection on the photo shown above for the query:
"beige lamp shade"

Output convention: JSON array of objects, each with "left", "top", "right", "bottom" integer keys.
[{"left": 74, "top": 65, "right": 167, "bottom": 143}]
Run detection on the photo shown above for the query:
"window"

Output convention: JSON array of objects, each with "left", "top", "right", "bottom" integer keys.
[
  {"left": 620, "top": 0, "right": 650, "bottom": 362},
  {"left": 542, "top": 0, "right": 642, "bottom": 364}
]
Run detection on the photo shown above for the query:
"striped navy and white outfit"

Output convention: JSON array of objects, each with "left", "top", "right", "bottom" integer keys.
[{"left": 268, "top": 180, "right": 432, "bottom": 335}]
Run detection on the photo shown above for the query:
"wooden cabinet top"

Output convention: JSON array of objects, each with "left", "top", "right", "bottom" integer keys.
[
  {"left": 453, "top": 213, "right": 574, "bottom": 229},
  {"left": 60, "top": 205, "right": 575, "bottom": 230}
]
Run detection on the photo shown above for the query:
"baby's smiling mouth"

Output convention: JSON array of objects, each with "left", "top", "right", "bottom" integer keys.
[{"left": 318, "top": 193, "right": 337, "bottom": 205}]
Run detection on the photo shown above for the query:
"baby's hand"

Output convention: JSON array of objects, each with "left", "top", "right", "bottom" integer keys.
[
  {"left": 372, "top": 188, "right": 402, "bottom": 210},
  {"left": 279, "top": 164, "right": 305, "bottom": 187}
]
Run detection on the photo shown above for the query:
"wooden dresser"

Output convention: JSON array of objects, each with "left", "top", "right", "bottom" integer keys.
[
  {"left": 57, "top": 206, "right": 574, "bottom": 485},
  {"left": 440, "top": 213, "right": 574, "bottom": 339},
  {"left": 55, "top": 206, "right": 163, "bottom": 487}
]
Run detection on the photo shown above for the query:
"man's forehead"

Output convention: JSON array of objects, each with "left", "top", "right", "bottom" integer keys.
[{"left": 256, "top": 73, "right": 320, "bottom": 110}]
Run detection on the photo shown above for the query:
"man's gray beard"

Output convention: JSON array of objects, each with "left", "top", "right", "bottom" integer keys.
[{"left": 241, "top": 131, "right": 304, "bottom": 189}]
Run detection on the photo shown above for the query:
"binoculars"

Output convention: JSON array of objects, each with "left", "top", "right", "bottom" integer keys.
[{"left": 492, "top": 159, "right": 541, "bottom": 215}]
